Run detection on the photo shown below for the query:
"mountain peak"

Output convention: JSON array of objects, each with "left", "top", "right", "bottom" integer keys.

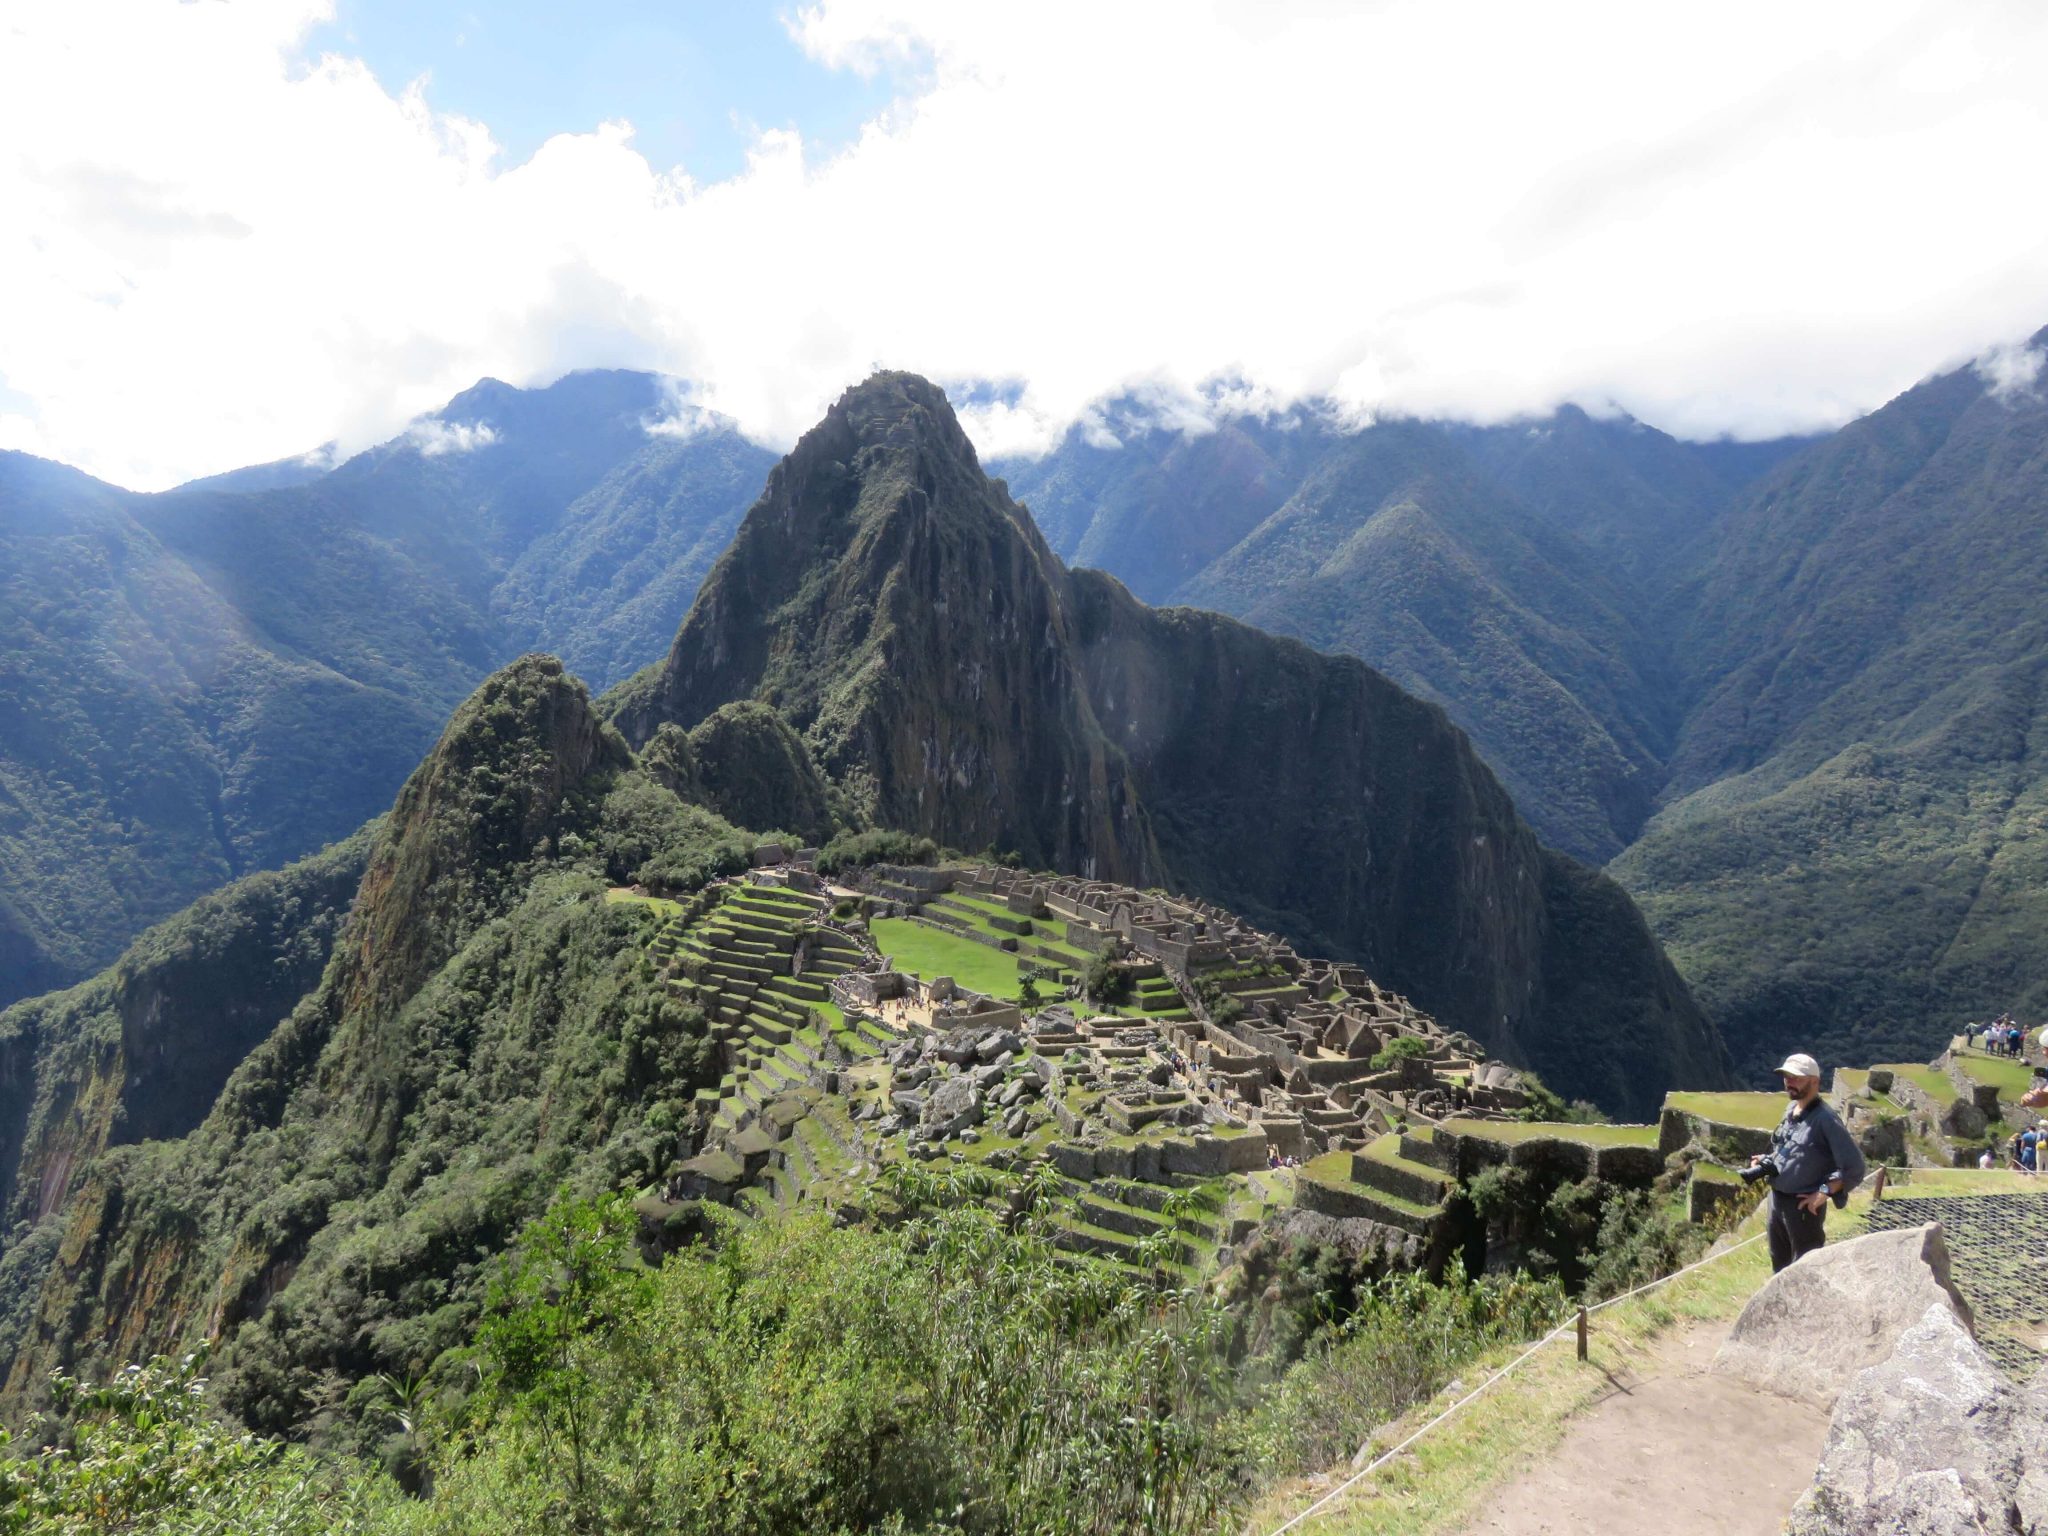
[
  {"left": 823, "top": 370, "right": 975, "bottom": 447},
  {"left": 341, "top": 654, "right": 628, "bottom": 1023}
]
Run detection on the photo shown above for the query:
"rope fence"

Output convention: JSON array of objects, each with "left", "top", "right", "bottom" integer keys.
[{"left": 1259, "top": 1230, "right": 1768, "bottom": 1536}]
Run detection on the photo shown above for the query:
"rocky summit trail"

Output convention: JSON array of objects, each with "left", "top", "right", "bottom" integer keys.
[{"left": 1453, "top": 1320, "right": 1826, "bottom": 1536}]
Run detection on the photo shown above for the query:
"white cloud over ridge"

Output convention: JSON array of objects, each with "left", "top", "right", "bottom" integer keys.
[
  {"left": 406, "top": 419, "right": 499, "bottom": 457},
  {"left": 4, "top": 0, "right": 2048, "bottom": 488}
]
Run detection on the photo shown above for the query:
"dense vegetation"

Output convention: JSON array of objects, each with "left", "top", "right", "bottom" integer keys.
[
  {"left": 0, "top": 825, "right": 374, "bottom": 1353},
  {"left": 0, "top": 658, "right": 757, "bottom": 1439},
  {"left": 8, "top": 1176, "right": 1594, "bottom": 1536}
]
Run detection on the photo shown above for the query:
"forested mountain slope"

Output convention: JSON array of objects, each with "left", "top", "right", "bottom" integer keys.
[
  {"left": 0, "top": 374, "right": 773, "bottom": 1011},
  {"left": 613, "top": 372, "right": 1726, "bottom": 1114},
  {"left": 1615, "top": 343, "right": 2048, "bottom": 1075},
  {"left": 1, "top": 657, "right": 755, "bottom": 1430}
]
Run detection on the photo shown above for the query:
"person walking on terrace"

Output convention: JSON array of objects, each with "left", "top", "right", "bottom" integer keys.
[{"left": 1753, "top": 1053, "right": 1867, "bottom": 1273}]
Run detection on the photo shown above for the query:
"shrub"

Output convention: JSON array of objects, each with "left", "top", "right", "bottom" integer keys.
[
  {"left": 1081, "top": 954, "right": 1133, "bottom": 1006},
  {"left": 815, "top": 828, "right": 938, "bottom": 875},
  {"left": 0, "top": 1349, "right": 397, "bottom": 1534},
  {"left": 1369, "top": 1035, "right": 1431, "bottom": 1071}
]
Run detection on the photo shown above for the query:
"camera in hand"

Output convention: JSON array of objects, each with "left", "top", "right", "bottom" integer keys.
[{"left": 1739, "top": 1155, "right": 1780, "bottom": 1185}]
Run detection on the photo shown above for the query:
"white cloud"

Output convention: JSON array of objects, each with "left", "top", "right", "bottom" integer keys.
[
  {"left": 4, "top": 0, "right": 2048, "bottom": 487},
  {"left": 406, "top": 419, "right": 499, "bottom": 456},
  {"left": 1976, "top": 338, "right": 2046, "bottom": 401}
]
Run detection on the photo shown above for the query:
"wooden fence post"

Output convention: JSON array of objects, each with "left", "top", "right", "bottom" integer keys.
[
  {"left": 1872, "top": 1167, "right": 1887, "bottom": 1202},
  {"left": 1576, "top": 1305, "right": 1588, "bottom": 1362}
]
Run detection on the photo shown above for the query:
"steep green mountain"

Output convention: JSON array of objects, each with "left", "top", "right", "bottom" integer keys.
[
  {"left": 1, "top": 656, "right": 752, "bottom": 1428},
  {"left": 0, "top": 374, "right": 774, "bottom": 1013},
  {"left": 613, "top": 372, "right": 1727, "bottom": 1115},
  {"left": 1613, "top": 344, "right": 2048, "bottom": 1076},
  {"left": 640, "top": 702, "right": 839, "bottom": 844},
  {"left": 994, "top": 409, "right": 1337, "bottom": 602},
  {"left": 0, "top": 451, "right": 444, "bottom": 1014}
]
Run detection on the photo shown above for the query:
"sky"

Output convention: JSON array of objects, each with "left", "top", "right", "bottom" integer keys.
[{"left": 4, "top": 0, "right": 2048, "bottom": 490}]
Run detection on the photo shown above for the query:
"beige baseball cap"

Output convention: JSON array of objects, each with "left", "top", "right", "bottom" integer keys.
[{"left": 1776, "top": 1053, "right": 1822, "bottom": 1079}]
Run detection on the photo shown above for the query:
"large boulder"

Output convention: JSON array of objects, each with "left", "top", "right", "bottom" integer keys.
[
  {"left": 922, "top": 1074, "right": 983, "bottom": 1136},
  {"left": 1787, "top": 1302, "right": 2048, "bottom": 1534},
  {"left": 1713, "top": 1223, "right": 1975, "bottom": 1409}
]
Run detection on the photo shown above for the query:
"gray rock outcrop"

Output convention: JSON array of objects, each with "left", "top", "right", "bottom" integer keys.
[
  {"left": 1713, "top": 1224, "right": 1975, "bottom": 1409},
  {"left": 1787, "top": 1302, "right": 2048, "bottom": 1535},
  {"left": 923, "top": 1074, "right": 983, "bottom": 1137}
]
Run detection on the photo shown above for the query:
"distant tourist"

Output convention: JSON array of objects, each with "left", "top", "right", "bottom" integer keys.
[
  {"left": 1753, "top": 1053, "right": 1867, "bottom": 1272},
  {"left": 1966, "top": 1021, "right": 1982, "bottom": 1046},
  {"left": 1981, "top": 1148, "right": 1997, "bottom": 1170},
  {"left": 2017, "top": 1128, "right": 2038, "bottom": 1173}
]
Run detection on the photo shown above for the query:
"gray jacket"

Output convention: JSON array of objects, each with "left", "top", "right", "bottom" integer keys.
[{"left": 1770, "top": 1096, "right": 1867, "bottom": 1204}]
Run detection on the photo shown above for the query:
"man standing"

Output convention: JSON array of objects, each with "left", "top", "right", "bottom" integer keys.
[{"left": 1754, "top": 1053, "right": 1868, "bottom": 1273}]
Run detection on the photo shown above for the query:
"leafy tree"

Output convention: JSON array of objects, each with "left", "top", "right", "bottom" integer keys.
[
  {"left": 1081, "top": 955, "right": 1132, "bottom": 1007},
  {"left": 1369, "top": 1034, "right": 1431, "bottom": 1071},
  {"left": 472, "top": 1192, "right": 655, "bottom": 1526}
]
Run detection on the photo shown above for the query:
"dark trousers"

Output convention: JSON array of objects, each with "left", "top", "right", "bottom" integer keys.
[{"left": 1768, "top": 1190, "right": 1827, "bottom": 1272}]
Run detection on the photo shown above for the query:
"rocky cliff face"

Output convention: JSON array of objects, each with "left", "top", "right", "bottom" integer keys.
[
  {"left": 613, "top": 373, "right": 1728, "bottom": 1115},
  {"left": 611, "top": 374, "right": 1155, "bottom": 880}
]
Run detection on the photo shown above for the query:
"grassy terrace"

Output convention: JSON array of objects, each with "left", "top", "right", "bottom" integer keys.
[
  {"left": 1662, "top": 1091, "right": 1790, "bottom": 1130},
  {"left": 1356, "top": 1133, "right": 1451, "bottom": 1189},
  {"left": 604, "top": 889, "right": 684, "bottom": 919},
  {"left": 1438, "top": 1118, "right": 1659, "bottom": 1148},
  {"left": 1878, "top": 1063, "right": 1961, "bottom": 1104},
  {"left": 1300, "top": 1149, "right": 1440, "bottom": 1219},
  {"left": 1950, "top": 1049, "right": 2039, "bottom": 1099},
  {"left": 1883, "top": 1166, "right": 2043, "bottom": 1195},
  {"left": 944, "top": 893, "right": 1107, "bottom": 968},
  {"left": 871, "top": 916, "right": 1028, "bottom": 1000}
]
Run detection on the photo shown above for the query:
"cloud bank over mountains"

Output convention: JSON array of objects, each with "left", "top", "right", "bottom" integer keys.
[{"left": 4, "top": 0, "right": 2048, "bottom": 488}]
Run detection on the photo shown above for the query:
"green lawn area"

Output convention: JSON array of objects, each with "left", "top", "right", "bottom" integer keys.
[
  {"left": 1951, "top": 1050, "right": 2038, "bottom": 1099},
  {"left": 605, "top": 889, "right": 683, "bottom": 919},
  {"left": 1883, "top": 1167, "right": 2044, "bottom": 1195},
  {"left": 1440, "top": 1118, "right": 1659, "bottom": 1148},
  {"left": 870, "top": 917, "right": 1027, "bottom": 1001},
  {"left": 924, "top": 897, "right": 1029, "bottom": 943},
  {"left": 1878, "top": 1063, "right": 1961, "bottom": 1104},
  {"left": 1663, "top": 1091, "right": 1791, "bottom": 1130}
]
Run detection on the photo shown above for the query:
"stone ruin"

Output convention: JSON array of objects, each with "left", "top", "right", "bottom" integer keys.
[
  {"left": 655, "top": 857, "right": 1563, "bottom": 1270},
  {"left": 849, "top": 860, "right": 1534, "bottom": 1164}
]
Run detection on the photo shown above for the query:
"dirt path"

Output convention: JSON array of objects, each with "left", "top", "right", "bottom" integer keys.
[{"left": 1452, "top": 1320, "right": 1826, "bottom": 1536}]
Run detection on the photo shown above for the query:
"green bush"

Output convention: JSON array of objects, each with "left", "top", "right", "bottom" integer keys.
[
  {"left": 397, "top": 1187, "right": 1245, "bottom": 1536},
  {"left": 0, "top": 1349, "right": 398, "bottom": 1534},
  {"left": 815, "top": 829, "right": 939, "bottom": 875},
  {"left": 1369, "top": 1035, "right": 1431, "bottom": 1071},
  {"left": 1249, "top": 1268, "right": 1566, "bottom": 1477},
  {"left": 1081, "top": 954, "right": 1133, "bottom": 1006}
]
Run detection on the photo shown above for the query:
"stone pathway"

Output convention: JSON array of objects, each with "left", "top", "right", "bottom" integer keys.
[{"left": 1452, "top": 1320, "right": 1826, "bottom": 1536}]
